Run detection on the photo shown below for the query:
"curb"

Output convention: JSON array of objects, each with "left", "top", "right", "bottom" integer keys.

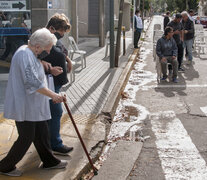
[
  {"left": 101, "top": 48, "right": 139, "bottom": 119},
  {"left": 102, "top": 17, "right": 152, "bottom": 121},
  {"left": 73, "top": 49, "right": 140, "bottom": 180}
]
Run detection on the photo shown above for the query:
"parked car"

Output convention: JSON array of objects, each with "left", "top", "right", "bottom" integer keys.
[{"left": 200, "top": 16, "right": 207, "bottom": 28}]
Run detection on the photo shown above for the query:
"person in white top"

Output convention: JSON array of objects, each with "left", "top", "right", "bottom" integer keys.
[
  {"left": 134, "top": 10, "right": 143, "bottom": 48},
  {"left": 195, "top": 16, "right": 201, "bottom": 24},
  {"left": 0, "top": 28, "right": 68, "bottom": 177}
]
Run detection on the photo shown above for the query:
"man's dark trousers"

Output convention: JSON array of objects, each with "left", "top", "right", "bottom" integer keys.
[
  {"left": 177, "top": 42, "right": 184, "bottom": 68},
  {"left": 134, "top": 29, "right": 141, "bottom": 48}
]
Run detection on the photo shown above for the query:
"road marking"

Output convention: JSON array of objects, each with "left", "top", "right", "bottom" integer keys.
[
  {"left": 142, "top": 84, "right": 207, "bottom": 89},
  {"left": 200, "top": 106, "right": 207, "bottom": 116},
  {"left": 151, "top": 111, "right": 207, "bottom": 180}
]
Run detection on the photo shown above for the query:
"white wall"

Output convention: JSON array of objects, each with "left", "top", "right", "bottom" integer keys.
[
  {"left": 78, "top": 0, "right": 89, "bottom": 37},
  {"left": 47, "top": 0, "right": 72, "bottom": 48},
  {"left": 114, "top": 1, "right": 131, "bottom": 31}
]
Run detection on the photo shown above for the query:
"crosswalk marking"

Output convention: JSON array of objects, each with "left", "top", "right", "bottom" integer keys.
[
  {"left": 200, "top": 106, "right": 207, "bottom": 116},
  {"left": 151, "top": 111, "right": 207, "bottom": 180},
  {"left": 142, "top": 84, "right": 207, "bottom": 89}
]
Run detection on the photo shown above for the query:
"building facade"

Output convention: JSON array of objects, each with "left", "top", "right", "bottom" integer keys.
[
  {"left": 0, "top": 0, "right": 131, "bottom": 73},
  {"left": 198, "top": 0, "right": 207, "bottom": 16}
]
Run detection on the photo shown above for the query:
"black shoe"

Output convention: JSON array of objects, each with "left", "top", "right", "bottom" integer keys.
[
  {"left": 43, "top": 160, "right": 68, "bottom": 170},
  {"left": 53, "top": 145, "right": 73, "bottom": 156},
  {"left": 178, "top": 67, "right": 185, "bottom": 72}
]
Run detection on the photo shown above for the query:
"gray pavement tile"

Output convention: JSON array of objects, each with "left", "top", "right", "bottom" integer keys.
[
  {"left": 84, "top": 98, "right": 97, "bottom": 105},
  {"left": 79, "top": 65, "right": 108, "bottom": 83},
  {"left": 69, "top": 86, "right": 85, "bottom": 101},
  {"left": 72, "top": 84, "right": 88, "bottom": 101},
  {"left": 66, "top": 89, "right": 80, "bottom": 99},
  {"left": 78, "top": 86, "right": 98, "bottom": 102}
]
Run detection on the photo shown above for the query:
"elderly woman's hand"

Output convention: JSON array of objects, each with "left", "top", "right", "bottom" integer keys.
[{"left": 52, "top": 94, "right": 66, "bottom": 103}]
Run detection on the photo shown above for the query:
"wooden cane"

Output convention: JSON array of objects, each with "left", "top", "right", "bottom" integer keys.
[{"left": 63, "top": 101, "right": 98, "bottom": 175}]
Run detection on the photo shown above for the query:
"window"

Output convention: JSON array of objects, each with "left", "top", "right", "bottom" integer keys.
[{"left": 0, "top": 0, "right": 31, "bottom": 73}]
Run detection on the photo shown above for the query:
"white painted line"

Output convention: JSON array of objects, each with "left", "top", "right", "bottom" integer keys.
[
  {"left": 142, "top": 84, "right": 207, "bottom": 88},
  {"left": 200, "top": 106, "right": 207, "bottom": 116},
  {"left": 151, "top": 111, "right": 207, "bottom": 180}
]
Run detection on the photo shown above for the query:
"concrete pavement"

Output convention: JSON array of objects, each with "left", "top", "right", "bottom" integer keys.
[
  {"left": 93, "top": 141, "right": 143, "bottom": 180},
  {"left": 125, "top": 15, "right": 207, "bottom": 180},
  {"left": 0, "top": 19, "right": 151, "bottom": 180}
]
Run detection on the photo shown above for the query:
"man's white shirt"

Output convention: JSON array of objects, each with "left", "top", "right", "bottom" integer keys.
[
  {"left": 189, "top": 15, "right": 195, "bottom": 23},
  {"left": 134, "top": 15, "right": 143, "bottom": 29}
]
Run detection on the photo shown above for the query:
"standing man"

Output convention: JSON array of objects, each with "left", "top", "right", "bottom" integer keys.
[
  {"left": 43, "top": 13, "right": 73, "bottom": 155},
  {"left": 185, "top": 10, "right": 195, "bottom": 60},
  {"left": 168, "top": 13, "right": 184, "bottom": 72},
  {"left": 188, "top": 9, "right": 195, "bottom": 23},
  {"left": 134, "top": 10, "right": 143, "bottom": 49},
  {"left": 163, "top": 11, "right": 170, "bottom": 30},
  {"left": 181, "top": 11, "right": 195, "bottom": 65}
]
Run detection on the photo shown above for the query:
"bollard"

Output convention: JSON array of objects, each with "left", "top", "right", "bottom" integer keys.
[{"left": 122, "top": 26, "right": 126, "bottom": 55}]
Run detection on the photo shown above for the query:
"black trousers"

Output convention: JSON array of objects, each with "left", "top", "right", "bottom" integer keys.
[
  {"left": 177, "top": 42, "right": 184, "bottom": 68},
  {"left": 134, "top": 30, "right": 141, "bottom": 48},
  {"left": 0, "top": 121, "right": 60, "bottom": 173}
]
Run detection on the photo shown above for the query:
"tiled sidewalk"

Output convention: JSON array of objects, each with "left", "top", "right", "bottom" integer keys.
[{"left": 62, "top": 31, "right": 134, "bottom": 116}]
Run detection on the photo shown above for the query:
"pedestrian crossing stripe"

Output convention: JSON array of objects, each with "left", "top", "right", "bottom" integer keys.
[
  {"left": 200, "top": 106, "right": 207, "bottom": 116},
  {"left": 151, "top": 111, "right": 207, "bottom": 179},
  {"left": 142, "top": 84, "right": 207, "bottom": 88}
]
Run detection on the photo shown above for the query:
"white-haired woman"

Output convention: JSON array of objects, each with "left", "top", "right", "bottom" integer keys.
[{"left": 0, "top": 28, "right": 67, "bottom": 177}]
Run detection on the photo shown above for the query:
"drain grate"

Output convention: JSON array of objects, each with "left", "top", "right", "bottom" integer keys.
[{"left": 61, "top": 113, "right": 97, "bottom": 125}]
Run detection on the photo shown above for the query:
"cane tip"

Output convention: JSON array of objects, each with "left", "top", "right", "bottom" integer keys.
[{"left": 94, "top": 170, "right": 98, "bottom": 175}]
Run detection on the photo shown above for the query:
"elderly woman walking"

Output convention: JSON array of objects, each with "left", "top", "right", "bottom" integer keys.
[{"left": 0, "top": 28, "right": 67, "bottom": 177}]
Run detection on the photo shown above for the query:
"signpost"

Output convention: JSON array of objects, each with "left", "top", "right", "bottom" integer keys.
[
  {"left": 0, "top": 1, "right": 26, "bottom": 11},
  {"left": 115, "top": 0, "right": 124, "bottom": 67},
  {"left": 110, "top": 0, "right": 115, "bottom": 68}
]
